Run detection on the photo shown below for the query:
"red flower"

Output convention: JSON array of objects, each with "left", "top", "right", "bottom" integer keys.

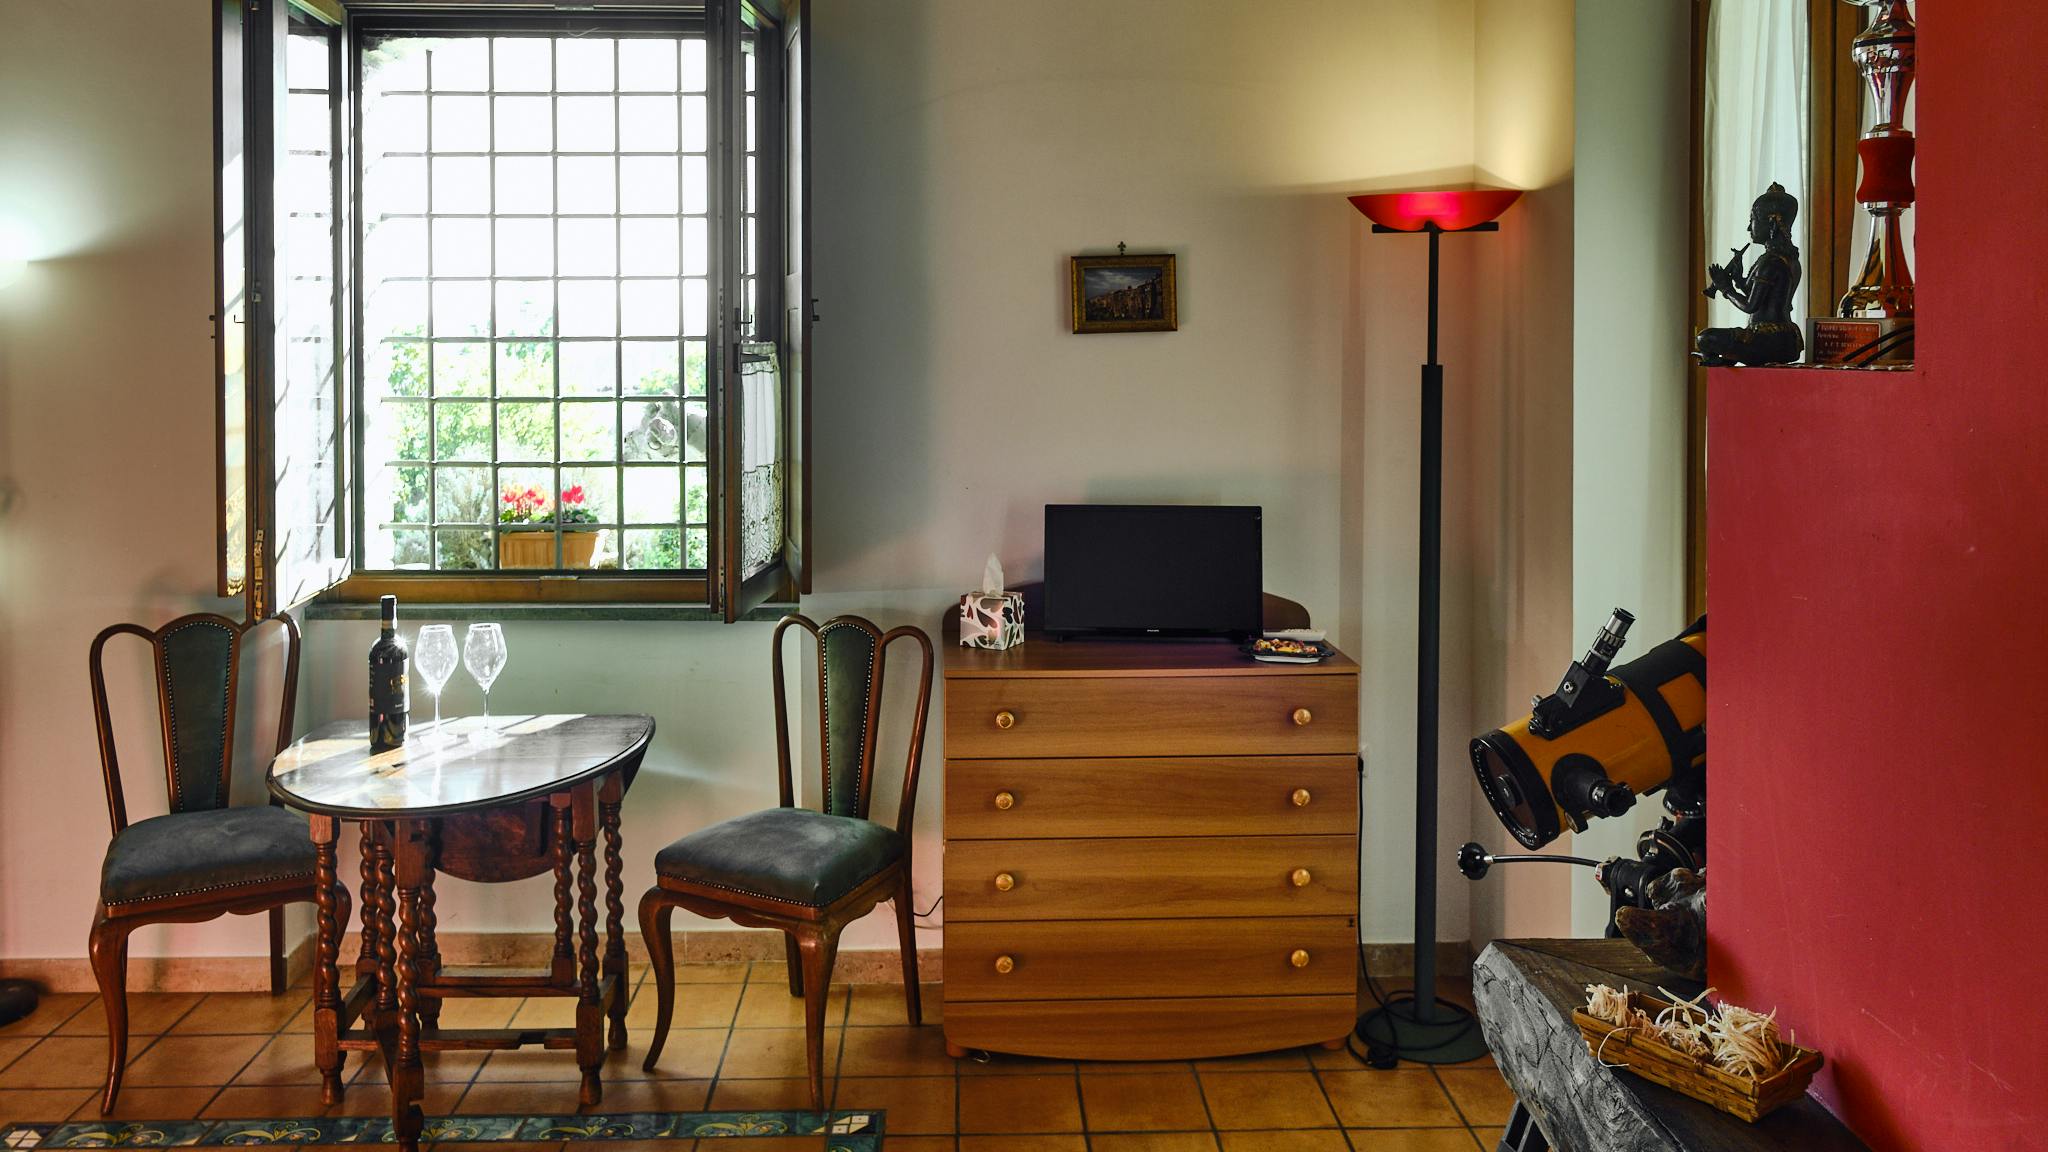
[
  {"left": 501, "top": 485, "right": 554, "bottom": 520},
  {"left": 561, "top": 485, "right": 586, "bottom": 505}
]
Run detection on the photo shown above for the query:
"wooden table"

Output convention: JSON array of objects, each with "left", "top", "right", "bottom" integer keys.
[
  {"left": 268, "top": 714, "right": 654, "bottom": 1152},
  {"left": 1472, "top": 939, "right": 1868, "bottom": 1152}
]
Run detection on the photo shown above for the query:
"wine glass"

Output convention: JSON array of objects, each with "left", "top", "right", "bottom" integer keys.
[
  {"left": 413, "top": 625, "right": 458, "bottom": 746},
  {"left": 463, "top": 623, "right": 508, "bottom": 739}
]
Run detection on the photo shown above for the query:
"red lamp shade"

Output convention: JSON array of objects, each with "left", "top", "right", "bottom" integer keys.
[{"left": 1348, "top": 188, "right": 1523, "bottom": 232}]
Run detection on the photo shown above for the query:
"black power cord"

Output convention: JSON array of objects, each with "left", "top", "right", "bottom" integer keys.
[{"left": 1348, "top": 754, "right": 1483, "bottom": 1069}]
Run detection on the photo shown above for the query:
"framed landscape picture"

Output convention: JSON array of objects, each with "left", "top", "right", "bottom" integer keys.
[{"left": 1070, "top": 252, "right": 1178, "bottom": 333}]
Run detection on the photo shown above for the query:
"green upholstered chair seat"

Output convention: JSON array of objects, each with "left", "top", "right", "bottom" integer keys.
[
  {"left": 100, "top": 806, "right": 316, "bottom": 908},
  {"left": 654, "top": 807, "right": 903, "bottom": 908}
]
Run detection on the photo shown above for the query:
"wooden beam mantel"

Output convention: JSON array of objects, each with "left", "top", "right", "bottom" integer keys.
[{"left": 1471, "top": 939, "right": 1868, "bottom": 1152}]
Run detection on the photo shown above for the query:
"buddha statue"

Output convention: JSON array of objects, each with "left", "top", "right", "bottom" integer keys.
[{"left": 1695, "top": 182, "right": 1804, "bottom": 367}]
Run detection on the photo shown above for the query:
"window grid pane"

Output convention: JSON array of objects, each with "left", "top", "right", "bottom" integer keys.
[{"left": 361, "top": 32, "right": 711, "bottom": 574}]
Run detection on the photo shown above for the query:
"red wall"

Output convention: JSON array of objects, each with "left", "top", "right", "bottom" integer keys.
[{"left": 1706, "top": 6, "right": 2048, "bottom": 1151}]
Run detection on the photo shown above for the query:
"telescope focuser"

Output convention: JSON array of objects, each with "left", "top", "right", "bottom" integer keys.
[
  {"left": 1528, "top": 608, "right": 1633, "bottom": 739},
  {"left": 1551, "top": 755, "right": 1637, "bottom": 830}
]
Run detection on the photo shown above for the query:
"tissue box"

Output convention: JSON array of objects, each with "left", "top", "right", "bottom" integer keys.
[{"left": 959, "top": 591, "right": 1025, "bottom": 649}]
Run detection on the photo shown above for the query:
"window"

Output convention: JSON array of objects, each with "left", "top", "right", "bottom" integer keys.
[{"left": 217, "top": 0, "right": 808, "bottom": 619}]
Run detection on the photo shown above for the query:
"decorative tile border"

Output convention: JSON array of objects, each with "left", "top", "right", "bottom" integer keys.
[{"left": 0, "top": 1110, "right": 882, "bottom": 1148}]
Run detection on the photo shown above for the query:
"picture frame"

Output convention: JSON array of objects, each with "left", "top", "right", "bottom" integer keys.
[{"left": 1070, "top": 252, "right": 1178, "bottom": 334}]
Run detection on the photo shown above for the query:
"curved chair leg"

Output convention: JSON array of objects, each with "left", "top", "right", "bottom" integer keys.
[
  {"left": 784, "top": 935, "right": 804, "bottom": 997},
  {"left": 88, "top": 909, "right": 131, "bottom": 1114},
  {"left": 893, "top": 872, "right": 922, "bottom": 1026},
  {"left": 794, "top": 925, "right": 840, "bottom": 1112},
  {"left": 637, "top": 889, "right": 676, "bottom": 1072}
]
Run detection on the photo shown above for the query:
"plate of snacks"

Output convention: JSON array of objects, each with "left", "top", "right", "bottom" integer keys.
[{"left": 1243, "top": 632, "right": 1336, "bottom": 664}]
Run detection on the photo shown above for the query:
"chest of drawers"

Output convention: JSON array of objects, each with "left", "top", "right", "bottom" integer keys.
[{"left": 940, "top": 633, "right": 1360, "bottom": 1060}]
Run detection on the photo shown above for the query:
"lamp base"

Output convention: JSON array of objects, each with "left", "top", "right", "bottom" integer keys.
[
  {"left": 0, "top": 980, "right": 38, "bottom": 1028},
  {"left": 1356, "top": 996, "right": 1491, "bottom": 1066}
]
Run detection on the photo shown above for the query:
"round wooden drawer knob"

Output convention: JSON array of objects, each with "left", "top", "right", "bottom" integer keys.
[
  {"left": 994, "top": 872, "right": 1016, "bottom": 892},
  {"left": 994, "top": 710, "right": 1016, "bottom": 729},
  {"left": 1290, "top": 949, "right": 1311, "bottom": 969},
  {"left": 1291, "top": 788, "right": 1313, "bottom": 807},
  {"left": 994, "top": 955, "right": 1015, "bottom": 974},
  {"left": 1290, "top": 868, "right": 1313, "bottom": 888},
  {"left": 1292, "top": 708, "right": 1313, "bottom": 727},
  {"left": 994, "top": 791, "right": 1016, "bottom": 810}
]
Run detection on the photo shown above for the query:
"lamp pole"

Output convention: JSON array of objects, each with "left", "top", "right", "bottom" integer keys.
[
  {"left": 1417, "top": 221, "right": 1445, "bottom": 1026},
  {"left": 1357, "top": 217, "right": 1497, "bottom": 1065}
]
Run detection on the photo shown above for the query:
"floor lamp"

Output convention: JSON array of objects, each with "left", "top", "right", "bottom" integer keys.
[{"left": 1348, "top": 188, "right": 1520, "bottom": 1065}]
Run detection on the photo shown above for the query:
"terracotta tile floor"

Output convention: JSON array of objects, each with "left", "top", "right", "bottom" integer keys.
[{"left": 0, "top": 964, "right": 1509, "bottom": 1150}]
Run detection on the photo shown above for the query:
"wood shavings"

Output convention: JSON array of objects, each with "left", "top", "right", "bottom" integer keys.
[
  {"left": 1707, "top": 1002, "right": 1784, "bottom": 1078},
  {"left": 1584, "top": 983, "right": 1634, "bottom": 1028},
  {"left": 1651, "top": 984, "right": 1714, "bottom": 1056},
  {"left": 1581, "top": 983, "right": 1795, "bottom": 1079},
  {"left": 1583, "top": 983, "right": 1651, "bottom": 1068}
]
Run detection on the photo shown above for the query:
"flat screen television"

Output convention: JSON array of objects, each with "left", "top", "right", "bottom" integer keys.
[{"left": 1042, "top": 504, "right": 1262, "bottom": 638}]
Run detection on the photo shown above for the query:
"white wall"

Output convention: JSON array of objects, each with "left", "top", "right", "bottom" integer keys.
[
  {"left": 0, "top": 0, "right": 1597, "bottom": 965},
  {"left": 0, "top": 1, "right": 285, "bottom": 962},
  {"left": 1568, "top": 0, "right": 1693, "bottom": 937},
  {"left": 808, "top": 0, "right": 1499, "bottom": 949},
  {"left": 1464, "top": 0, "right": 1579, "bottom": 948}
]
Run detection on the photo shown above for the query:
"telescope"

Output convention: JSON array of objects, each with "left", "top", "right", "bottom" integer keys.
[
  {"left": 1469, "top": 610, "right": 1705, "bottom": 849},
  {"left": 1460, "top": 610, "right": 1707, "bottom": 935}
]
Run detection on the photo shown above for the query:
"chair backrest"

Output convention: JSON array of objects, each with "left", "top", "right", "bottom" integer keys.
[
  {"left": 88, "top": 613, "right": 302, "bottom": 835},
  {"left": 769, "top": 614, "right": 933, "bottom": 831}
]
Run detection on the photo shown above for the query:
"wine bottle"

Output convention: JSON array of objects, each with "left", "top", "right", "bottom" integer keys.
[{"left": 369, "top": 595, "right": 409, "bottom": 751}]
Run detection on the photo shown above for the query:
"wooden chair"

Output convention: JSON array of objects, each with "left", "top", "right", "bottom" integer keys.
[
  {"left": 639, "top": 614, "right": 933, "bottom": 1108},
  {"left": 87, "top": 613, "right": 327, "bottom": 1113}
]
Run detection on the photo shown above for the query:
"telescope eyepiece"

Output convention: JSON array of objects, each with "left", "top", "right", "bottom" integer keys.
[{"left": 1584, "top": 608, "right": 1635, "bottom": 676}]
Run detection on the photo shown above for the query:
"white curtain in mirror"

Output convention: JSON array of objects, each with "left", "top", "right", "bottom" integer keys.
[{"left": 1704, "top": 0, "right": 1810, "bottom": 328}]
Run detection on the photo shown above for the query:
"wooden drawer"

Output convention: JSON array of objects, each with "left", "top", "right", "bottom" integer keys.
[
  {"left": 945, "top": 916, "right": 1356, "bottom": 1002},
  {"left": 944, "top": 673, "right": 1357, "bottom": 759},
  {"left": 944, "top": 834, "right": 1356, "bottom": 921},
  {"left": 946, "top": 756, "right": 1355, "bottom": 839},
  {"left": 944, "top": 994, "right": 1356, "bottom": 1061}
]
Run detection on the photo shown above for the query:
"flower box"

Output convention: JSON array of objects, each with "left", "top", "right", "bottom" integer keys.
[
  {"left": 498, "top": 483, "right": 600, "bottom": 569},
  {"left": 500, "top": 529, "right": 600, "bottom": 570}
]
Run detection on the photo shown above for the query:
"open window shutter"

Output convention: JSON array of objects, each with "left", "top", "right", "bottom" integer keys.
[
  {"left": 233, "top": 0, "right": 352, "bottom": 619},
  {"left": 216, "top": 0, "right": 252, "bottom": 605},
  {"left": 720, "top": 1, "right": 797, "bottom": 620},
  {"left": 781, "top": 0, "right": 810, "bottom": 596}
]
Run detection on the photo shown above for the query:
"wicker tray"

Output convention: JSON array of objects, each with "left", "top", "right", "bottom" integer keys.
[{"left": 1572, "top": 990, "right": 1824, "bottom": 1123}]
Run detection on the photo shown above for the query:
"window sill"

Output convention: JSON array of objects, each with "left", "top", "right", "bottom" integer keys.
[{"left": 302, "top": 601, "right": 794, "bottom": 623}]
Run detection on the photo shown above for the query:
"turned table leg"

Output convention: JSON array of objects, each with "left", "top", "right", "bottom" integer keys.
[
  {"left": 390, "top": 820, "right": 429, "bottom": 1152},
  {"left": 372, "top": 824, "right": 399, "bottom": 1052},
  {"left": 417, "top": 827, "right": 442, "bottom": 1032},
  {"left": 573, "top": 784, "right": 603, "bottom": 1107},
  {"left": 357, "top": 824, "right": 381, "bottom": 985},
  {"left": 311, "top": 815, "right": 348, "bottom": 1105},
  {"left": 600, "top": 773, "right": 627, "bottom": 1051},
  {"left": 552, "top": 798, "right": 576, "bottom": 987}
]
